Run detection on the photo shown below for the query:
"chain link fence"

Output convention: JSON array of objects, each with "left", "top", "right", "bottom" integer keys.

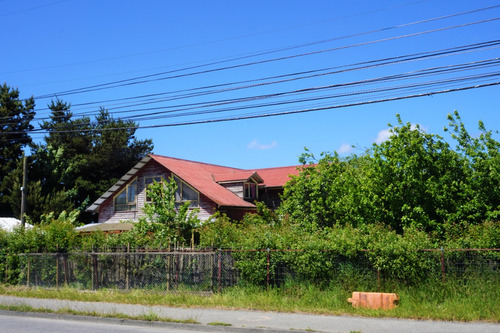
[{"left": 14, "top": 248, "right": 499, "bottom": 291}]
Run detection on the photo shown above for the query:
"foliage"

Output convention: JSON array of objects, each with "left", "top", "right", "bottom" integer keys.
[
  {"left": 364, "top": 224, "right": 437, "bottom": 284},
  {"left": 28, "top": 101, "right": 153, "bottom": 223},
  {"left": 197, "top": 211, "right": 497, "bottom": 286},
  {"left": 9, "top": 211, "right": 81, "bottom": 253},
  {"left": 198, "top": 212, "right": 242, "bottom": 249},
  {"left": 1, "top": 279, "right": 499, "bottom": 322},
  {"left": 120, "top": 178, "right": 200, "bottom": 248},
  {"left": 369, "top": 116, "right": 466, "bottom": 233},
  {"left": 445, "top": 111, "right": 500, "bottom": 223},
  {"left": 1, "top": 108, "right": 498, "bottom": 291},
  {"left": 280, "top": 150, "right": 378, "bottom": 231},
  {"left": 0, "top": 84, "right": 35, "bottom": 217},
  {"left": 279, "top": 112, "right": 500, "bottom": 237}
]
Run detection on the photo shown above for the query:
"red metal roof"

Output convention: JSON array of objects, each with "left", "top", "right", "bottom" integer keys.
[
  {"left": 150, "top": 154, "right": 304, "bottom": 205},
  {"left": 88, "top": 154, "right": 306, "bottom": 213},
  {"left": 214, "top": 171, "right": 263, "bottom": 183},
  {"left": 150, "top": 154, "right": 255, "bottom": 208},
  {"left": 251, "top": 165, "right": 303, "bottom": 187}
]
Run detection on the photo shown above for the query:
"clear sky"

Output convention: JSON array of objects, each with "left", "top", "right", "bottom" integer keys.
[{"left": 2, "top": 0, "right": 499, "bottom": 169}]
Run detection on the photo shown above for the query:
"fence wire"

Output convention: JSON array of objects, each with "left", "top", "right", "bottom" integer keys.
[{"left": 14, "top": 248, "right": 499, "bottom": 291}]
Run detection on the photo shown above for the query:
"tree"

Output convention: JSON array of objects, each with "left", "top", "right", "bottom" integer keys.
[
  {"left": 0, "top": 84, "right": 35, "bottom": 217},
  {"left": 369, "top": 115, "right": 466, "bottom": 233},
  {"left": 445, "top": 111, "right": 500, "bottom": 223},
  {"left": 279, "top": 150, "right": 379, "bottom": 231},
  {"left": 280, "top": 112, "right": 499, "bottom": 236},
  {"left": 133, "top": 178, "right": 200, "bottom": 247},
  {"left": 29, "top": 101, "right": 153, "bottom": 223}
]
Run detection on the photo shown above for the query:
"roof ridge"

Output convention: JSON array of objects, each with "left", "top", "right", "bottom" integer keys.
[
  {"left": 248, "top": 164, "right": 304, "bottom": 171},
  {"left": 150, "top": 153, "right": 244, "bottom": 171}
]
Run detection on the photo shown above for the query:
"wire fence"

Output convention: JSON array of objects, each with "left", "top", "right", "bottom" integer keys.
[{"left": 12, "top": 248, "right": 500, "bottom": 292}]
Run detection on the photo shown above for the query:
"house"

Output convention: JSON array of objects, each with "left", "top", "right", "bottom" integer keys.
[
  {"left": 86, "top": 154, "right": 303, "bottom": 225},
  {"left": 0, "top": 217, "right": 33, "bottom": 232}
]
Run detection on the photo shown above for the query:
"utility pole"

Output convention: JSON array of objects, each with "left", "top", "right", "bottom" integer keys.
[{"left": 20, "top": 155, "right": 27, "bottom": 228}]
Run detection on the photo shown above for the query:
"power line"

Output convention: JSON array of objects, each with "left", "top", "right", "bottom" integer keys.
[
  {"left": 0, "top": 0, "right": 432, "bottom": 76},
  {"left": 32, "top": 6, "right": 500, "bottom": 100},
  {"left": 3, "top": 52, "right": 498, "bottom": 131},
  {"left": 27, "top": 37, "right": 500, "bottom": 124},
  {"left": 6, "top": 77, "right": 498, "bottom": 136},
  {"left": 17, "top": 51, "right": 498, "bottom": 128}
]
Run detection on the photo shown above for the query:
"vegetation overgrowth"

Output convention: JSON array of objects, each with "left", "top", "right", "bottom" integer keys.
[
  {"left": 0, "top": 110, "right": 499, "bottom": 320},
  {"left": 0, "top": 280, "right": 498, "bottom": 322}
]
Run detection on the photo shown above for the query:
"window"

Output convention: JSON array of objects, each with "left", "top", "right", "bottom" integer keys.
[
  {"left": 114, "top": 179, "right": 137, "bottom": 211},
  {"left": 244, "top": 182, "right": 257, "bottom": 200},
  {"left": 145, "top": 176, "right": 162, "bottom": 202},
  {"left": 174, "top": 176, "right": 199, "bottom": 207}
]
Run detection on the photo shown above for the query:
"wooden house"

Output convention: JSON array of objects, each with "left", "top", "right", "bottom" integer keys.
[{"left": 86, "top": 154, "right": 302, "bottom": 225}]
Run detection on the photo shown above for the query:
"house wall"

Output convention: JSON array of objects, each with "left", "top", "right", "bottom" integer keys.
[
  {"left": 96, "top": 160, "right": 217, "bottom": 223},
  {"left": 219, "top": 207, "right": 256, "bottom": 221},
  {"left": 220, "top": 182, "right": 244, "bottom": 199},
  {"left": 259, "top": 187, "right": 283, "bottom": 209}
]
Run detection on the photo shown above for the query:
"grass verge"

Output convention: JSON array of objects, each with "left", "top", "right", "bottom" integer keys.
[
  {"left": 0, "top": 277, "right": 498, "bottom": 322},
  {"left": 207, "top": 321, "right": 232, "bottom": 326},
  {"left": 0, "top": 303, "right": 200, "bottom": 324}
]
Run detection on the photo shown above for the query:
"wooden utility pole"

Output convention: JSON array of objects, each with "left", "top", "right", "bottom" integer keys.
[{"left": 20, "top": 155, "right": 27, "bottom": 228}]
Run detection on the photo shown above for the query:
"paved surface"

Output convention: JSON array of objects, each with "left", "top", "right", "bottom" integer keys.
[
  {"left": 1, "top": 295, "right": 499, "bottom": 333},
  {"left": 0, "top": 313, "right": 232, "bottom": 333}
]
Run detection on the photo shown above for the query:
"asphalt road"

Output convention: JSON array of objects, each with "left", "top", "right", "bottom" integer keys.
[
  {"left": 1, "top": 295, "right": 499, "bottom": 333},
  {"left": 0, "top": 313, "right": 208, "bottom": 333}
]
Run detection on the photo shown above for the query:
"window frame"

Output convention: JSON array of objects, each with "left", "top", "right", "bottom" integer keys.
[
  {"left": 174, "top": 176, "right": 199, "bottom": 208},
  {"left": 144, "top": 176, "right": 163, "bottom": 203},
  {"left": 243, "top": 181, "right": 258, "bottom": 200},
  {"left": 114, "top": 178, "right": 138, "bottom": 212}
]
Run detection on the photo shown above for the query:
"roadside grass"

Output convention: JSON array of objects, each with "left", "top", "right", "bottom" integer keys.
[
  {"left": 207, "top": 321, "right": 232, "bottom": 326},
  {"left": 0, "top": 304, "right": 201, "bottom": 324},
  {"left": 0, "top": 276, "right": 498, "bottom": 322}
]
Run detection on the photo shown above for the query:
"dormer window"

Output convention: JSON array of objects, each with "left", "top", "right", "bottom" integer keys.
[{"left": 244, "top": 182, "right": 257, "bottom": 200}]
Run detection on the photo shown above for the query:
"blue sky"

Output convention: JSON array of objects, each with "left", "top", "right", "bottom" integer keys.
[{"left": 2, "top": 0, "right": 499, "bottom": 169}]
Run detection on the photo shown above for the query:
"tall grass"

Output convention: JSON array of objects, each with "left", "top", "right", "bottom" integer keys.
[{"left": 1, "top": 274, "right": 498, "bottom": 322}]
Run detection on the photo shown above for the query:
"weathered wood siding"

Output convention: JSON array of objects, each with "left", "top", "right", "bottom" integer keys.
[
  {"left": 220, "top": 182, "right": 244, "bottom": 199},
  {"left": 96, "top": 160, "right": 217, "bottom": 223}
]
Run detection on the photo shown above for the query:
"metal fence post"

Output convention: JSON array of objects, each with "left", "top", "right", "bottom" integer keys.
[
  {"left": 56, "top": 254, "right": 59, "bottom": 289},
  {"left": 218, "top": 249, "right": 222, "bottom": 293},
  {"left": 126, "top": 243, "right": 130, "bottom": 291},
  {"left": 63, "top": 254, "right": 69, "bottom": 287},
  {"left": 26, "top": 255, "right": 30, "bottom": 288},
  {"left": 266, "top": 249, "right": 270, "bottom": 290},
  {"left": 440, "top": 247, "right": 445, "bottom": 283},
  {"left": 175, "top": 252, "right": 179, "bottom": 289},
  {"left": 92, "top": 253, "right": 98, "bottom": 290}
]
